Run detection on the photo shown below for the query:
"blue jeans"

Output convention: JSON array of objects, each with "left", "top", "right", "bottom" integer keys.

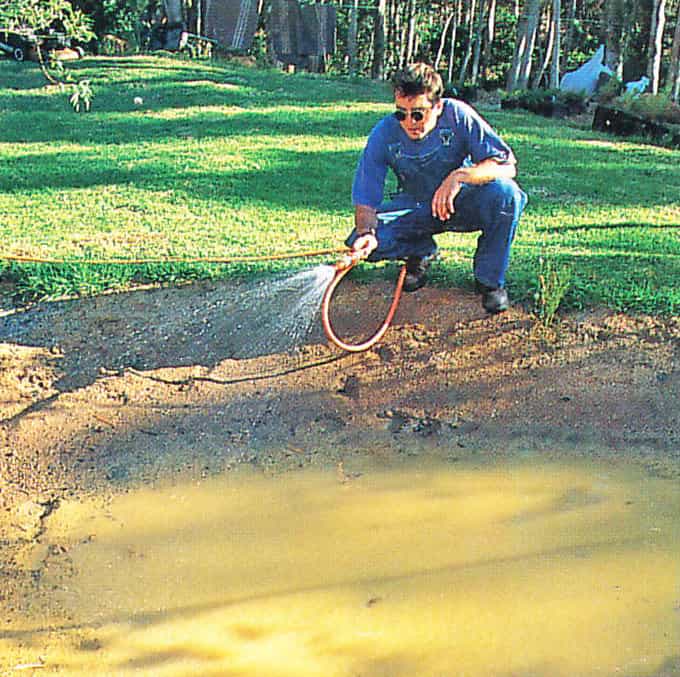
[{"left": 347, "top": 178, "right": 528, "bottom": 289}]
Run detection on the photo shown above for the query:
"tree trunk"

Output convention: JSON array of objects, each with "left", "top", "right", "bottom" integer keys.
[
  {"left": 604, "top": 0, "right": 625, "bottom": 75},
  {"left": 518, "top": 0, "right": 542, "bottom": 88},
  {"left": 372, "top": 0, "right": 388, "bottom": 79},
  {"left": 471, "top": 0, "right": 487, "bottom": 84},
  {"left": 647, "top": 0, "right": 666, "bottom": 94},
  {"left": 398, "top": 2, "right": 408, "bottom": 67},
  {"left": 448, "top": 0, "right": 462, "bottom": 83},
  {"left": 435, "top": 12, "right": 455, "bottom": 71},
  {"left": 405, "top": 0, "right": 417, "bottom": 64},
  {"left": 390, "top": 0, "right": 401, "bottom": 72},
  {"left": 194, "top": 0, "right": 202, "bottom": 36},
  {"left": 507, "top": 0, "right": 542, "bottom": 90},
  {"left": 531, "top": 3, "right": 554, "bottom": 88},
  {"left": 671, "top": 4, "right": 680, "bottom": 102},
  {"left": 549, "top": 0, "right": 561, "bottom": 87},
  {"left": 481, "top": 0, "right": 497, "bottom": 79},
  {"left": 384, "top": 0, "right": 394, "bottom": 72},
  {"left": 347, "top": 0, "right": 359, "bottom": 74},
  {"left": 459, "top": 0, "right": 478, "bottom": 85},
  {"left": 163, "top": 0, "right": 183, "bottom": 26}
]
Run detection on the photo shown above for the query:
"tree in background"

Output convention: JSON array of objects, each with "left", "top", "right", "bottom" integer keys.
[
  {"left": 647, "top": 0, "right": 666, "bottom": 93},
  {"left": 506, "top": 0, "right": 542, "bottom": 89},
  {"left": 549, "top": 0, "right": 560, "bottom": 86},
  {"left": 1, "top": 0, "right": 92, "bottom": 42},
  {"left": 70, "top": 0, "right": 148, "bottom": 47},
  {"left": 346, "top": 0, "right": 359, "bottom": 74},
  {"left": 671, "top": 1, "right": 680, "bottom": 100},
  {"left": 482, "top": 0, "right": 499, "bottom": 81},
  {"left": 530, "top": 0, "right": 556, "bottom": 88},
  {"left": 18, "top": 0, "right": 674, "bottom": 102},
  {"left": 371, "top": 0, "right": 386, "bottom": 78},
  {"left": 0, "top": 0, "right": 94, "bottom": 109},
  {"left": 604, "top": 0, "right": 625, "bottom": 75}
]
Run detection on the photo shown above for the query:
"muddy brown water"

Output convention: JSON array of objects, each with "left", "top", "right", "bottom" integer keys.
[{"left": 2, "top": 452, "right": 678, "bottom": 677}]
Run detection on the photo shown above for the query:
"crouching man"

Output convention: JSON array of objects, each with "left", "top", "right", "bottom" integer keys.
[{"left": 347, "top": 62, "right": 527, "bottom": 314}]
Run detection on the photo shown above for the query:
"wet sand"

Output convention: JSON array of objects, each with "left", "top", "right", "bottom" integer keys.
[{"left": 3, "top": 452, "right": 679, "bottom": 677}]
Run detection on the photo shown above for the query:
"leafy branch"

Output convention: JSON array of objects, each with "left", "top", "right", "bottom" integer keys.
[{"left": 0, "top": 0, "right": 95, "bottom": 111}]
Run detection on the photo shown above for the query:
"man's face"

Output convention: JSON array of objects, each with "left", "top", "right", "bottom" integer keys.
[{"left": 394, "top": 92, "right": 443, "bottom": 141}]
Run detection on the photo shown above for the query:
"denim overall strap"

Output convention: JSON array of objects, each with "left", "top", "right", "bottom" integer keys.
[{"left": 386, "top": 128, "right": 457, "bottom": 203}]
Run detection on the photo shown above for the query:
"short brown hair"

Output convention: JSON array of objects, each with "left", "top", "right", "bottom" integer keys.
[{"left": 391, "top": 63, "right": 444, "bottom": 103}]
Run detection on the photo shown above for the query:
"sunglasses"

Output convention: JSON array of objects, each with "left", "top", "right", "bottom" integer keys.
[{"left": 394, "top": 107, "right": 431, "bottom": 122}]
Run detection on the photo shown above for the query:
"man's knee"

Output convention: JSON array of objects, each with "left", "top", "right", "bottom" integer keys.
[
  {"left": 464, "top": 179, "right": 526, "bottom": 232},
  {"left": 486, "top": 178, "right": 527, "bottom": 212}
]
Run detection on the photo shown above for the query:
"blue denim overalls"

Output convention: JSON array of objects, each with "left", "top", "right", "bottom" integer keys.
[{"left": 347, "top": 126, "right": 528, "bottom": 289}]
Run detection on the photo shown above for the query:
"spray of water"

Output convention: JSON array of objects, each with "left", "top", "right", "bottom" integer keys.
[{"left": 219, "top": 265, "right": 337, "bottom": 359}]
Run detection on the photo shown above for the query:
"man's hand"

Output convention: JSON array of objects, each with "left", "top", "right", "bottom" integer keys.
[
  {"left": 353, "top": 204, "right": 379, "bottom": 256},
  {"left": 432, "top": 159, "right": 518, "bottom": 221},
  {"left": 352, "top": 232, "right": 378, "bottom": 256},
  {"left": 432, "top": 174, "right": 463, "bottom": 221}
]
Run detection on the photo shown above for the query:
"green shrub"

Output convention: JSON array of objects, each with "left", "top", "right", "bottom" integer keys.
[
  {"left": 500, "top": 88, "right": 588, "bottom": 116},
  {"left": 614, "top": 93, "right": 680, "bottom": 125},
  {"left": 533, "top": 256, "right": 572, "bottom": 327},
  {"left": 594, "top": 76, "right": 624, "bottom": 103}
]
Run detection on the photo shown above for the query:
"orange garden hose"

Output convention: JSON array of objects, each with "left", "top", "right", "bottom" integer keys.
[
  {"left": 0, "top": 248, "right": 346, "bottom": 265},
  {"left": 321, "top": 252, "right": 406, "bottom": 353}
]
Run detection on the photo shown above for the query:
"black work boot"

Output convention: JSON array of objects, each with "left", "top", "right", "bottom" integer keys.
[
  {"left": 475, "top": 280, "right": 509, "bottom": 314},
  {"left": 403, "top": 256, "right": 431, "bottom": 292}
]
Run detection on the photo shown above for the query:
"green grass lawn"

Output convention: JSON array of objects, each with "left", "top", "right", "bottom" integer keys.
[{"left": 0, "top": 55, "right": 678, "bottom": 314}]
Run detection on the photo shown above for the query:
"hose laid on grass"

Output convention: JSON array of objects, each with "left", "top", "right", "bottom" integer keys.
[{"left": 0, "top": 248, "right": 346, "bottom": 265}]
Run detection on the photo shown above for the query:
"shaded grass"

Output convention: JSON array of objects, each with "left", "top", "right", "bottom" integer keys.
[{"left": 0, "top": 55, "right": 678, "bottom": 314}]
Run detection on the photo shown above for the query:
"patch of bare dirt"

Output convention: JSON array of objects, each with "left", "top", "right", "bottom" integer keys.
[{"left": 1, "top": 276, "right": 679, "bottom": 634}]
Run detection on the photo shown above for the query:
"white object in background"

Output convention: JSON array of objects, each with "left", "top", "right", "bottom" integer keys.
[
  {"left": 624, "top": 76, "right": 650, "bottom": 96},
  {"left": 560, "top": 45, "right": 613, "bottom": 95}
]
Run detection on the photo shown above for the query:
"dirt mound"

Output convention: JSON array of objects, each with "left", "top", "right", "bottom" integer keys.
[{"left": 1, "top": 277, "right": 678, "bottom": 499}]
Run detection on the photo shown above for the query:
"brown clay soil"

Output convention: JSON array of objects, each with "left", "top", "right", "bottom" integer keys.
[{"left": 1, "top": 275, "right": 679, "bottom": 636}]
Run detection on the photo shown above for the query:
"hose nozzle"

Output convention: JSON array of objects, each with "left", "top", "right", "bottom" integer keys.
[{"left": 335, "top": 247, "right": 370, "bottom": 271}]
